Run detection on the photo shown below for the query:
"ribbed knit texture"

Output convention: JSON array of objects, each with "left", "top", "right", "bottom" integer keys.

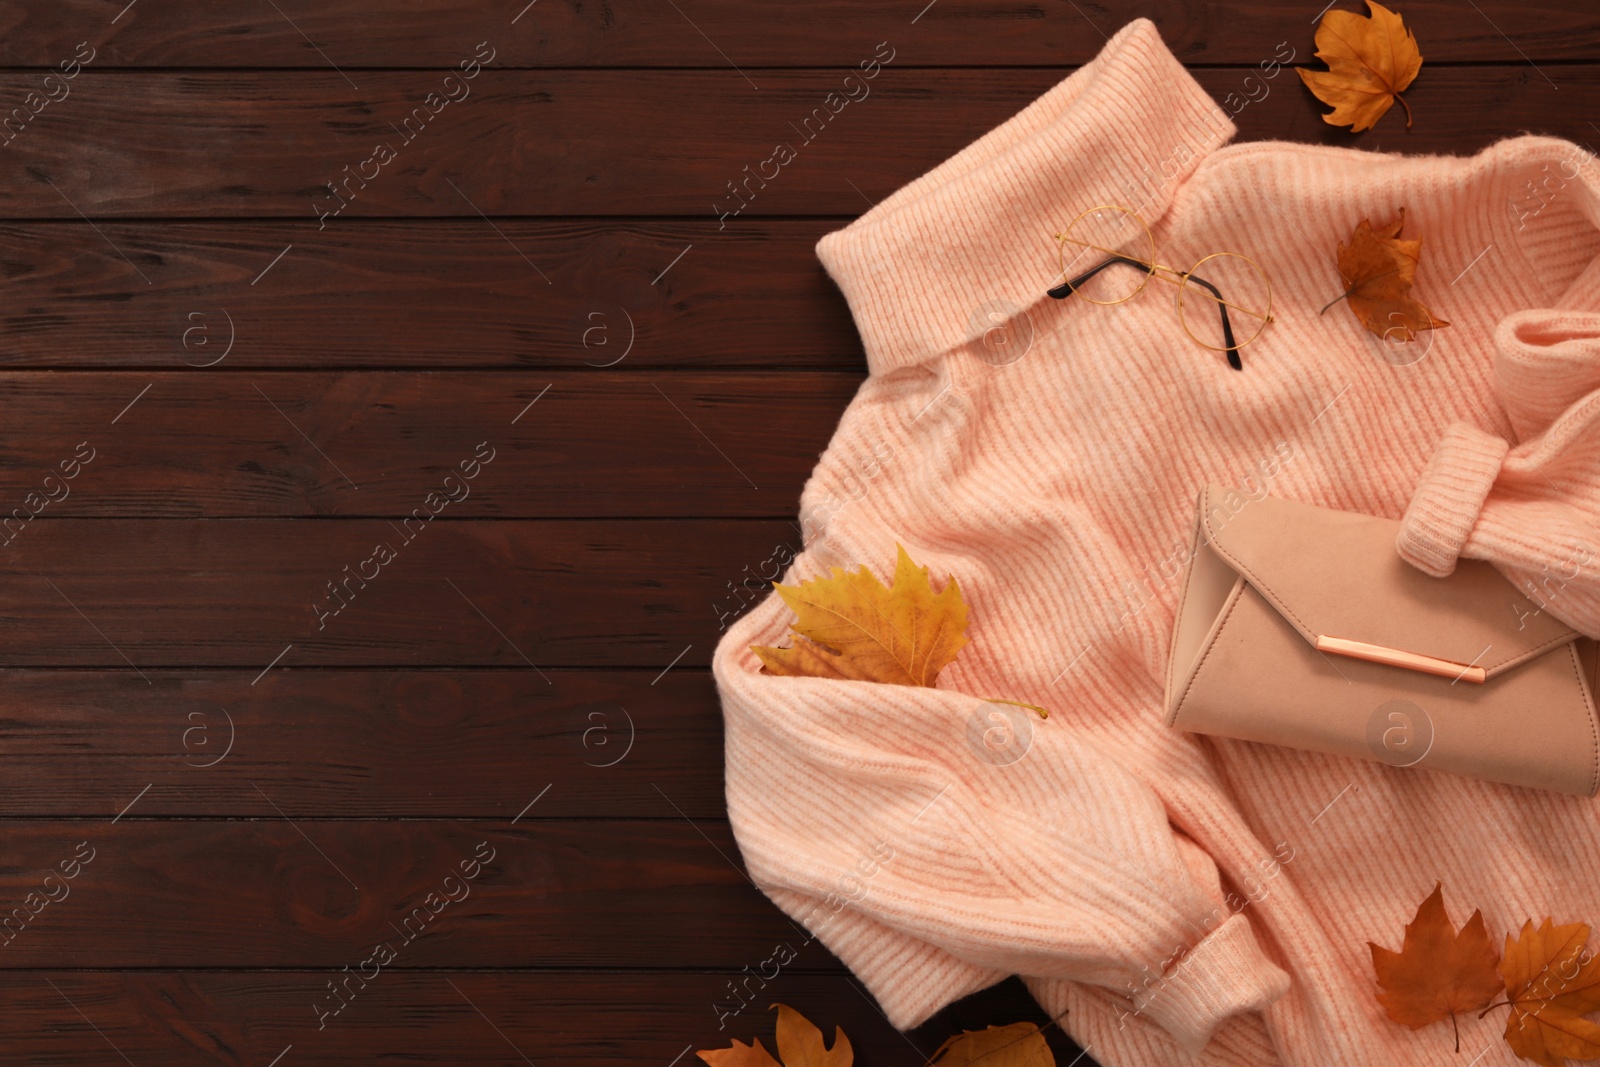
[
  {"left": 1397, "top": 423, "right": 1510, "bottom": 575},
  {"left": 714, "top": 19, "right": 1600, "bottom": 1066}
]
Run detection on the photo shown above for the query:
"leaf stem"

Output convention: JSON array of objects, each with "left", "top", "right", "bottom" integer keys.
[
  {"left": 1319, "top": 267, "right": 1401, "bottom": 315},
  {"left": 1396, "top": 90, "right": 1413, "bottom": 129},
  {"left": 981, "top": 698, "right": 1050, "bottom": 721}
]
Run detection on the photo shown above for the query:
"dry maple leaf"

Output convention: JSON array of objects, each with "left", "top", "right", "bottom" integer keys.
[
  {"left": 1326, "top": 209, "right": 1449, "bottom": 342},
  {"left": 752, "top": 545, "right": 1051, "bottom": 719},
  {"left": 1369, "top": 882, "right": 1503, "bottom": 1051},
  {"left": 928, "top": 1022, "right": 1055, "bottom": 1066},
  {"left": 1298, "top": 1, "right": 1423, "bottom": 131},
  {"left": 698, "top": 1036, "right": 781, "bottom": 1067},
  {"left": 1498, "top": 917, "right": 1600, "bottom": 1066},
  {"left": 752, "top": 543, "right": 969, "bottom": 686},
  {"left": 698, "top": 1003, "right": 852, "bottom": 1067}
]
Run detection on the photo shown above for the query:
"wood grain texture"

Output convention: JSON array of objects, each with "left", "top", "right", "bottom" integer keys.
[
  {"left": 0, "top": 820, "right": 806, "bottom": 967},
  {"left": 9, "top": 3, "right": 1592, "bottom": 1064},
  {"left": 0, "top": 0, "right": 1594, "bottom": 66},
  {"left": 1, "top": 66, "right": 1595, "bottom": 219},
  {"left": 0, "top": 371, "right": 859, "bottom": 515},
  {"left": 0, "top": 220, "right": 861, "bottom": 368},
  {"left": 0, "top": 972, "right": 1072, "bottom": 1066},
  {"left": 0, "top": 669, "right": 728, "bottom": 818},
  {"left": 0, "top": 518, "right": 797, "bottom": 667}
]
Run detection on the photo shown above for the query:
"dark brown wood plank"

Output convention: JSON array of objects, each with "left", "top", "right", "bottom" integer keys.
[
  {"left": 0, "top": 371, "right": 858, "bottom": 515},
  {"left": 0, "top": 972, "right": 1077, "bottom": 1066},
  {"left": 3, "top": 66, "right": 1597, "bottom": 219},
  {"left": 0, "top": 519, "right": 792, "bottom": 666},
  {"left": 0, "top": 820, "right": 812, "bottom": 968},
  {"left": 0, "top": 220, "right": 861, "bottom": 368},
  {"left": 0, "top": 0, "right": 1594, "bottom": 66},
  {"left": 0, "top": 669, "right": 728, "bottom": 818}
]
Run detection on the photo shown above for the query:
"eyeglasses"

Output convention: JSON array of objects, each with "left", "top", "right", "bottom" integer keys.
[{"left": 1046, "top": 205, "right": 1274, "bottom": 370}]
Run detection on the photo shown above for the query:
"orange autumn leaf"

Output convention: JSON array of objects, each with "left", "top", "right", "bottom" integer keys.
[
  {"left": 929, "top": 1022, "right": 1055, "bottom": 1066},
  {"left": 1298, "top": 1, "right": 1423, "bottom": 132},
  {"left": 752, "top": 543, "right": 969, "bottom": 686},
  {"left": 1328, "top": 209, "right": 1448, "bottom": 342},
  {"left": 698, "top": 1036, "right": 781, "bottom": 1067},
  {"left": 772, "top": 1003, "right": 853, "bottom": 1067},
  {"left": 1500, "top": 918, "right": 1600, "bottom": 1067},
  {"left": 698, "top": 1004, "right": 852, "bottom": 1067},
  {"left": 1369, "top": 883, "right": 1503, "bottom": 1051}
]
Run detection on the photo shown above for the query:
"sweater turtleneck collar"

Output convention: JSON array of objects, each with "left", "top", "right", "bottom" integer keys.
[
  {"left": 817, "top": 18, "right": 1600, "bottom": 381},
  {"left": 816, "top": 18, "right": 1234, "bottom": 377}
]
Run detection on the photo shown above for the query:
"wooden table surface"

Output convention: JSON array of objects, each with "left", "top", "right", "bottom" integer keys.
[{"left": 2, "top": 2, "right": 1597, "bottom": 1064}]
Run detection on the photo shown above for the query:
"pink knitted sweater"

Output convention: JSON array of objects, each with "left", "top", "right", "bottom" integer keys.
[{"left": 713, "top": 19, "right": 1600, "bottom": 1066}]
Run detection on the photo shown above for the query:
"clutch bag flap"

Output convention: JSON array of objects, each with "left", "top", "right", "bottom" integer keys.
[{"left": 1164, "top": 485, "right": 1600, "bottom": 796}]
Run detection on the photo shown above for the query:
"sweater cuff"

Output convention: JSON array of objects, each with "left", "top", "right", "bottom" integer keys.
[
  {"left": 815, "top": 17, "right": 1233, "bottom": 376},
  {"left": 1397, "top": 422, "right": 1511, "bottom": 576},
  {"left": 1130, "top": 913, "right": 1291, "bottom": 1054},
  {"left": 815, "top": 906, "right": 1008, "bottom": 1030}
]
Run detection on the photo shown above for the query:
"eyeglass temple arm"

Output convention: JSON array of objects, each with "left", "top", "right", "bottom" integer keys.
[
  {"left": 1046, "top": 254, "right": 1146, "bottom": 299},
  {"left": 1046, "top": 256, "right": 1243, "bottom": 371},
  {"left": 1179, "top": 271, "right": 1242, "bottom": 371}
]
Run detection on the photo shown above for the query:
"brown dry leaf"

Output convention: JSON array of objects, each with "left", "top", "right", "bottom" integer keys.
[
  {"left": 697, "top": 1037, "right": 782, "bottom": 1067},
  {"left": 1298, "top": 0, "right": 1423, "bottom": 131},
  {"left": 698, "top": 1004, "right": 851, "bottom": 1067},
  {"left": 1330, "top": 209, "right": 1449, "bottom": 342},
  {"left": 1368, "top": 883, "right": 1503, "bottom": 1051},
  {"left": 773, "top": 1003, "right": 853, "bottom": 1067},
  {"left": 928, "top": 1022, "right": 1055, "bottom": 1066},
  {"left": 752, "top": 543, "right": 969, "bottom": 686},
  {"left": 1501, "top": 918, "right": 1600, "bottom": 1066}
]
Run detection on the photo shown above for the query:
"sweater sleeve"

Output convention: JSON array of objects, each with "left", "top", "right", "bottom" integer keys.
[
  {"left": 1397, "top": 310, "right": 1600, "bottom": 635},
  {"left": 715, "top": 632, "right": 1289, "bottom": 1052}
]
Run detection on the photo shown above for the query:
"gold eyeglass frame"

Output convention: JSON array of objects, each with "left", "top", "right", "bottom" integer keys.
[{"left": 1050, "top": 205, "right": 1275, "bottom": 357}]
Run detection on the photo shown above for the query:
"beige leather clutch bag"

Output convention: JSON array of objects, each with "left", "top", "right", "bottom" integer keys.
[{"left": 1165, "top": 485, "right": 1600, "bottom": 796}]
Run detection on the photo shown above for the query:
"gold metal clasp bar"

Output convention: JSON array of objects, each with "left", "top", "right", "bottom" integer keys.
[{"left": 1314, "top": 635, "right": 1488, "bottom": 684}]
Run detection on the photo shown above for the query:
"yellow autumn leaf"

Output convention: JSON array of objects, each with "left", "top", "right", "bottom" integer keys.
[
  {"left": 1298, "top": 0, "right": 1423, "bottom": 132},
  {"left": 752, "top": 543, "right": 968, "bottom": 686}
]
